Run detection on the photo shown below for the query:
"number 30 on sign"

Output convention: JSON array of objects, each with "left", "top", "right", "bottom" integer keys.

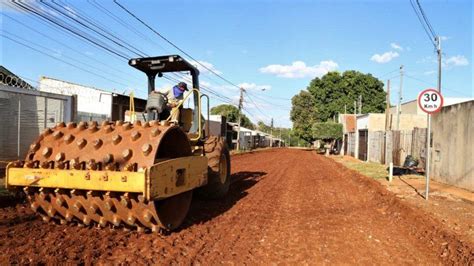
[{"left": 418, "top": 89, "right": 444, "bottom": 114}]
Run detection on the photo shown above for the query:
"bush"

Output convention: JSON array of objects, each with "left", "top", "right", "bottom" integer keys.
[{"left": 312, "top": 122, "right": 343, "bottom": 140}]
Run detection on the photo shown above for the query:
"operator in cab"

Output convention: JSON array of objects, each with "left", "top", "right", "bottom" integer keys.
[{"left": 158, "top": 82, "right": 188, "bottom": 123}]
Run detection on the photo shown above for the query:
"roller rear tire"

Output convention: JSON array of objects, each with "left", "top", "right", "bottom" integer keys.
[{"left": 197, "top": 136, "right": 231, "bottom": 199}]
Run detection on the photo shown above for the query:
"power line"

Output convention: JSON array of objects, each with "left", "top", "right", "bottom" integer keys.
[
  {"left": 376, "top": 68, "right": 400, "bottom": 79},
  {"left": 244, "top": 91, "right": 272, "bottom": 120},
  {"left": 3, "top": 14, "right": 143, "bottom": 85},
  {"left": 409, "top": 0, "right": 437, "bottom": 47},
  {"left": 1, "top": 33, "right": 130, "bottom": 88},
  {"left": 404, "top": 74, "right": 470, "bottom": 97},
  {"left": 416, "top": 0, "right": 437, "bottom": 38},
  {"left": 42, "top": 0, "right": 146, "bottom": 57},
  {"left": 243, "top": 90, "right": 291, "bottom": 110},
  {"left": 12, "top": 1, "right": 130, "bottom": 60},
  {"left": 87, "top": 0, "right": 170, "bottom": 53},
  {"left": 113, "top": 0, "right": 242, "bottom": 90}
]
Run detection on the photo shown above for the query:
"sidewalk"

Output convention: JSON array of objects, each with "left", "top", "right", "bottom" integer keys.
[{"left": 331, "top": 155, "right": 474, "bottom": 245}]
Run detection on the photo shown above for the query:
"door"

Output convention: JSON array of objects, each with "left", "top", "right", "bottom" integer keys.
[{"left": 358, "top": 130, "right": 368, "bottom": 161}]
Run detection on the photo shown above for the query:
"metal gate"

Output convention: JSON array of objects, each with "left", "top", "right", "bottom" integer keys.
[{"left": 358, "top": 129, "right": 368, "bottom": 161}]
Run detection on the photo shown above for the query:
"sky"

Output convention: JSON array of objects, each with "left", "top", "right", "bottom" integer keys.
[{"left": 1, "top": 0, "right": 472, "bottom": 128}]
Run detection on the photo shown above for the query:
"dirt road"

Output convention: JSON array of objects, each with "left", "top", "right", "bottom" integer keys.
[{"left": 1, "top": 149, "right": 472, "bottom": 264}]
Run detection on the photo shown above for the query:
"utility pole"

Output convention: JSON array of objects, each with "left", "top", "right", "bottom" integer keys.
[
  {"left": 385, "top": 80, "right": 391, "bottom": 131},
  {"left": 437, "top": 37, "right": 442, "bottom": 93},
  {"left": 236, "top": 87, "right": 244, "bottom": 151},
  {"left": 344, "top": 104, "right": 347, "bottom": 114},
  {"left": 270, "top": 118, "right": 274, "bottom": 147},
  {"left": 279, "top": 126, "right": 282, "bottom": 147},
  {"left": 397, "top": 65, "right": 404, "bottom": 130},
  {"left": 425, "top": 36, "right": 442, "bottom": 200},
  {"left": 353, "top": 101, "right": 357, "bottom": 116},
  {"left": 358, "top": 95, "right": 362, "bottom": 114},
  {"left": 384, "top": 79, "right": 391, "bottom": 166}
]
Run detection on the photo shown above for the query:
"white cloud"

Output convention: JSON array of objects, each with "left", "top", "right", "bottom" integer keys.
[
  {"left": 195, "top": 61, "right": 222, "bottom": 75},
  {"left": 390, "top": 43, "right": 403, "bottom": 51},
  {"left": 423, "top": 70, "right": 436, "bottom": 75},
  {"left": 259, "top": 60, "right": 338, "bottom": 78},
  {"left": 444, "top": 55, "right": 469, "bottom": 68},
  {"left": 238, "top": 82, "right": 271, "bottom": 91},
  {"left": 370, "top": 51, "right": 399, "bottom": 64},
  {"left": 439, "top": 36, "right": 450, "bottom": 41}
]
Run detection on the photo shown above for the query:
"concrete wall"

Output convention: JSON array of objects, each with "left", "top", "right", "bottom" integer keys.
[
  {"left": 390, "top": 100, "right": 420, "bottom": 115},
  {"left": 393, "top": 114, "right": 427, "bottom": 130},
  {"left": 39, "top": 77, "right": 112, "bottom": 121},
  {"left": 368, "top": 114, "right": 386, "bottom": 131},
  {"left": 431, "top": 100, "right": 473, "bottom": 191}
]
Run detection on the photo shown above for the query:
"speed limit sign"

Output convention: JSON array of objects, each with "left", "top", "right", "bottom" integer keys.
[{"left": 418, "top": 89, "right": 444, "bottom": 114}]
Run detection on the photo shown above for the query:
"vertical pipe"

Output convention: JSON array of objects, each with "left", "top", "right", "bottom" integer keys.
[
  {"left": 425, "top": 114, "right": 431, "bottom": 200},
  {"left": 398, "top": 65, "right": 404, "bottom": 130},
  {"left": 236, "top": 88, "right": 244, "bottom": 151}
]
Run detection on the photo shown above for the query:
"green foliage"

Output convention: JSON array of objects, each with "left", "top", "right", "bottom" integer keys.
[
  {"left": 312, "top": 122, "right": 343, "bottom": 140},
  {"left": 308, "top": 71, "right": 386, "bottom": 122},
  {"left": 290, "top": 90, "right": 318, "bottom": 142},
  {"left": 290, "top": 70, "right": 386, "bottom": 143},
  {"left": 210, "top": 104, "right": 255, "bottom": 129}
]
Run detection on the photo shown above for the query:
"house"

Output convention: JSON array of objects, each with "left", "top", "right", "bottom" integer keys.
[
  {"left": 39, "top": 77, "right": 147, "bottom": 122},
  {"left": 354, "top": 113, "right": 427, "bottom": 162}
]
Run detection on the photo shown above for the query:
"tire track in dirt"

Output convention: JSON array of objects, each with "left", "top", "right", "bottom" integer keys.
[{"left": 0, "top": 149, "right": 472, "bottom": 264}]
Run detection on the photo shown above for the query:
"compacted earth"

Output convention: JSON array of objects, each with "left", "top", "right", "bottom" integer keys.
[{"left": 0, "top": 149, "right": 472, "bottom": 264}]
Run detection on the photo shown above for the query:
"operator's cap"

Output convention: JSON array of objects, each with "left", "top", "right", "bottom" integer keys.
[{"left": 178, "top": 82, "right": 188, "bottom": 91}]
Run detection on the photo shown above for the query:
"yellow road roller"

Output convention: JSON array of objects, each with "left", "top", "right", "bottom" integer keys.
[{"left": 5, "top": 55, "right": 231, "bottom": 232}]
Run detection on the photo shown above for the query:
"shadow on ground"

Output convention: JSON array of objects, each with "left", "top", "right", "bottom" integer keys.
[{"left": 179, "top": 171, "right": 267, "bottom": 231}]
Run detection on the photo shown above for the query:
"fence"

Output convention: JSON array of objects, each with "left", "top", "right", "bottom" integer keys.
[
  {"left": 347, "top": 128, "right": 427, "bottom": 167},
  {"left": 0, "top": 84, "right": 73, "bottom": 167}
]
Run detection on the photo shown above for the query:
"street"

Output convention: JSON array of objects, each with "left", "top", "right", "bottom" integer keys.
[{"left": 1, "top": 149, "right": 472, "bottom": 264}]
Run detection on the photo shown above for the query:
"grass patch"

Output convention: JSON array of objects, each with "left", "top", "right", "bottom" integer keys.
[{"left": 333, "top": 156, "right": 388, "bottom": 179}]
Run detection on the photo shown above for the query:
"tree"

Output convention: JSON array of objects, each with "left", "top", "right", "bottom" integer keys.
[
  {"left": 312, "top": 122, "right": 343, "bottom": 142},
  {"left": 290, "top": 71, "right": 386, "bottom": 143},
  {"left": 290, "top": 90, "right": 318, "bottom": 142},
  {"left": 210, "top": 104, "right": 255, "bottom": 129},
  {"left": 308, "top": 71, "right": 386, "bottom": 122}
]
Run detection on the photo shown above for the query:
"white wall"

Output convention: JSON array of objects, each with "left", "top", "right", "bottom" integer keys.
[{"left": 39, "top": 77, "right": 113, "bottom": 119}]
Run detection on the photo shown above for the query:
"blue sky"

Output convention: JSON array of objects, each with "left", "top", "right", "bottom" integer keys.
[{"left": 1, "top": 0, "right": 472, "bottom": 127}]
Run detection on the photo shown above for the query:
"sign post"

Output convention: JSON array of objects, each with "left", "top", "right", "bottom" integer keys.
[{"left": 418, "top": 89, "right": 444, "bottom": 200}]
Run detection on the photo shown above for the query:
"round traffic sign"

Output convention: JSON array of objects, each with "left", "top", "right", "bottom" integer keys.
[{"left": 418, "top": 89, "right": 444, "bottom": 114}]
